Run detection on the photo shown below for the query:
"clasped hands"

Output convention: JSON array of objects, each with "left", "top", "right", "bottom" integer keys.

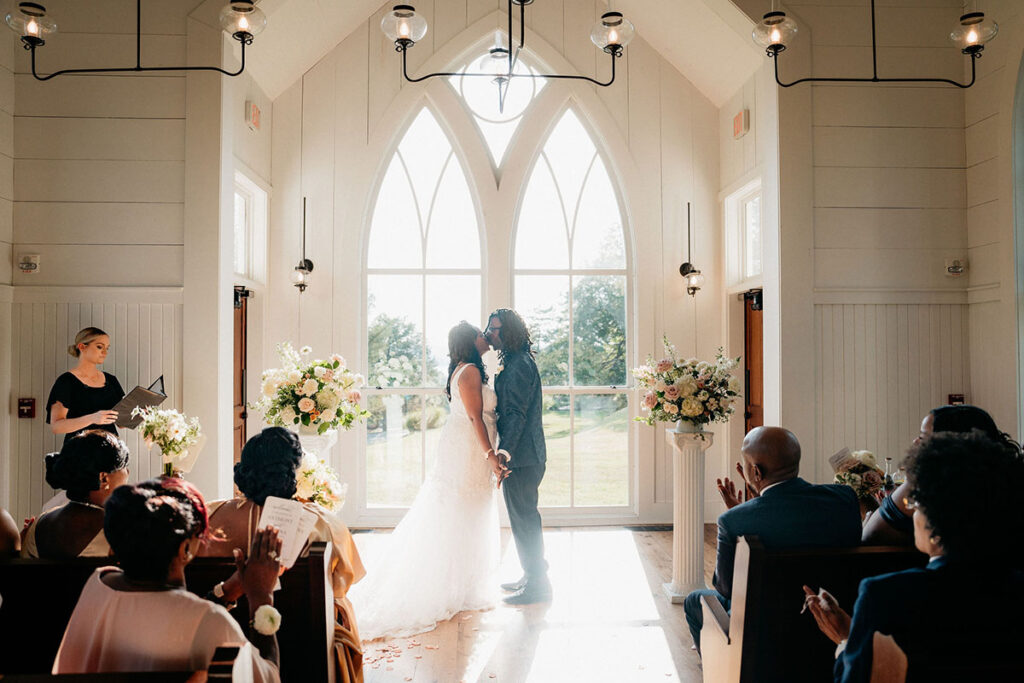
[
  {"left": 716, "top": 462, "right": 759, "bottom": 509},
  {"left": 488, "top": 451, "right": 511, "bottom": 489}
]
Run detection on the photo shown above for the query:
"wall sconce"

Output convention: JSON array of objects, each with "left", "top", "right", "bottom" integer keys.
[
  {"left": 291, "top": 197, "right": 314, "bottom": 293},
  {"left": 679, "top": 202, "right": 704, "bottom": 296}
]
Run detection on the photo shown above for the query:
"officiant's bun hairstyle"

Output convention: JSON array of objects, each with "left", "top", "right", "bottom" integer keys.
[
  {"left": 234, "top": 427, "right": 303, "bottom": 506},
  {"left": 45, "top": 430, "right": 129, "bottom": 500},
  {"left": 68, "top": 326, "right": 108, "bottom": 357},
  {"left": 105, "top": 478, "right": 209, "bottom": 580}
]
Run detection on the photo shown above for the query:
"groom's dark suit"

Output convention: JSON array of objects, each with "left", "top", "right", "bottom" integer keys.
[{"left": 495, "top": 349, "right": 548, "bottom": 582}]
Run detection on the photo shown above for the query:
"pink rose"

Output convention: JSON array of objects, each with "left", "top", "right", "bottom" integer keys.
[
  {"left": 862, "top": 469, "right": 883, "bottom": 491},
  {"left": 642, "top": 391, "right": 658, "bottom": 410},
  {"left": 347, "top": 390, "right": 362, "bottom": 403},
  {"left": 656, "top": 358, "right": 673, "bottom": 373},
  {"left": 298, "top": 397, "right": 315, "bottom": 413},
  {"left": 664, "top": 385, "right": 681, "bottom": 400}
]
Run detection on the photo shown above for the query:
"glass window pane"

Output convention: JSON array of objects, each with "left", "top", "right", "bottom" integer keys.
[
  {"left": 366, "top": 394, "right": 425, "bottom": 506},
  {"left": 425, "top": 157, "right": 480, "bottom": 268},
  {"left": 233, "top": 190, "right": 247, "bottom": 275},
  {"left": 544, "top": 111, "right": 596, "bottom": 223},
  {"left": 368, "top": 157, "right": 423, "bottom": 268},
  {"left": 573, "top": 394, "right": 629, "bottom": 506},
  {"left": 572, "top": 275, "right": 626, "bottom": 386},
  {"left": 515, "top": 275, "right": 569, "bottom": 386},
  {"left": 425, "top": 275, "right": 482, "bottom": 385},
  {"left": 515, "top": 158, "right": 569, "bottom": 269},
  {"left": 572, "top": 158, "right": 626, "bottom": 269},
  {"left": 538, "top": 393, "right": 571, "bottom": 507},
  {"left": 397, "top": 109, "right": 451, "bottom": 220},
  {"left": 744, "top": 195, "right": 762, "bottom": 278},
  {"left": 422, "top": 393, "right": 451, "bottom": 474},
  {"left": 368, "top": 275, "right": 423, "bottom": 387}
]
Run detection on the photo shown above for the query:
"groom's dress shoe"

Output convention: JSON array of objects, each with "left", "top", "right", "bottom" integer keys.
[
  {"left": 501, "top": 577, "right": 528, "bottom": 592},
  {"left": 502, "top": 580, "right": 552, "bottom": 605}
]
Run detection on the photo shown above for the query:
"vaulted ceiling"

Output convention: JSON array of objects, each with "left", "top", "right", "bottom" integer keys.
[{"left": 239, "top": 1, "right": 763, "bottom": 107}]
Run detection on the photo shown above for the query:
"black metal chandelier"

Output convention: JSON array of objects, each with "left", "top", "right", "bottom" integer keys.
[
  {"left": 380, "top": 0, "right": 635, "bottom": 112},
  {"left": 752, "top": 0, "right": 998, "bottom": 89},
  {"left": 4, "top": 0, "right": 267, "bottom": 81}
]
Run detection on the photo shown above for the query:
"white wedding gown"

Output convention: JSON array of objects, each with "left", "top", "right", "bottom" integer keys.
[{"left": 349, "top": 363, "right": 500, "bottom": 641}]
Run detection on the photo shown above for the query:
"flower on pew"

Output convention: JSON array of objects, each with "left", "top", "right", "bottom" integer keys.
[
  {"left": 294, "top": 452, "right": 347, "bottom": 512},
  {"left": 132, "top": 406, "right": 202, "bottom": 477},
  {"left": 834, "top": 451, "right": 885, "bottom": 502}
]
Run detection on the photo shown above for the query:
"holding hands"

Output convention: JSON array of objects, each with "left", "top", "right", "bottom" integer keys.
[{"left": 487, "top": 450, "right": 511, "bottom": 489}]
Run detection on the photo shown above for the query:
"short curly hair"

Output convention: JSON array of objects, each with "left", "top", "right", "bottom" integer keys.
[
  {"left": 906, "top": 431, "right": 1024, "bottom": 561},
  {"left": 234, "top": 427, "right": 303, "bottom": 506},
  {"left": 45, "top": 430, "right": 129, "bottom": 501}
]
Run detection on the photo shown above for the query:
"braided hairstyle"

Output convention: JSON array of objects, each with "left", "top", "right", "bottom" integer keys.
[
  {"left": 234, "top": 427, "right": 303, "bottom": 505},
  {"left": 445, "top": 321, "right": 488, "bottom": 401},
  {"left": 45, "top": 430, "right": 129, "bottom": 501},
  {"left": 104, "top": 478, "right": 209, "bottom": 581}
]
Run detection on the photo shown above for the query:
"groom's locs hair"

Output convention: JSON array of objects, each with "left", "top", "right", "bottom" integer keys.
[
  {"left": 446, "top": 321, "right": 488, "bottom": 401},
  {"left": 490, "top": 308, "right": 534, "bottom": 359}
]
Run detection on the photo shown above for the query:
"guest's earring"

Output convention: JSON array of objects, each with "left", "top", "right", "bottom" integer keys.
[{"left": 929, "top": 535, "right": 941, "bottom": 545}]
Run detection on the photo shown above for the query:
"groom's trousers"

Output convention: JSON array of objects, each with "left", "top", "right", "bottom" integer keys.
[{"left": 502, "top": 463, "right": 549, "bottom": 580}]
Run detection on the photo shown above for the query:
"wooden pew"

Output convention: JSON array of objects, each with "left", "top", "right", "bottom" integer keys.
[
  {"left": 699, "top": 537, "right": 926, "bottom": 683},
  {"left": 1, "top": 645, "right": 243, "bottom": 681},
  {"left": 0, "top": 543, "right": 335, "bottom": 683}
]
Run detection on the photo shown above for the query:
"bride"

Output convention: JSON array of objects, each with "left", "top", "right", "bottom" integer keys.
[{"left": 349, "top": 321, "right": 508, "bottom": 641}]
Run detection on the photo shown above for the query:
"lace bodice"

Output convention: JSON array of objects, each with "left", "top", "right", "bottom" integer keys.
[{"left": 449, "top": 363, "right": 497, "bottom": 425}]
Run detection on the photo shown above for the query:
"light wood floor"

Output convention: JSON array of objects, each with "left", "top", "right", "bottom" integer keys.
[{"left": 354, "top": 525, "right": 716, "bottom": 683}]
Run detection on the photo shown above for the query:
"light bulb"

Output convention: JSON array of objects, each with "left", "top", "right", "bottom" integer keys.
[
  {"left": 770, "top": 28, "right": 781, "bottom": 43},
  {"left": 398, "top": 20, "right": 410, "bottom": 39},
  {"left": 608, "top": 28, "right": 618, "bottom": 44},
  {"left": 966, "top": 29, "right": 978, "bottom": 45},
  {"left": 26, "top": 18, "right": 37, "bottom": 36},
  {"left": 238, "top": 15, "right": 249, "bottom": 31}
]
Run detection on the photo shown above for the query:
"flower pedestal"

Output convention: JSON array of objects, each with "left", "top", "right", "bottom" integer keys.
[
  {"left": 293, "top": 425, "right": 338, "bottom": 460},
  {"left": 663, "top": 428, "right": 714, "bottom": 603}
]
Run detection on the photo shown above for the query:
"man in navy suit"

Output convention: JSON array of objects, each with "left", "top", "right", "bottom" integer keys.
[
  {"left": 486, "top": 308, "right": 551, "bottom": 605},
  {"left": 684, "top": 426, "right": 862, "bottom": 652}
]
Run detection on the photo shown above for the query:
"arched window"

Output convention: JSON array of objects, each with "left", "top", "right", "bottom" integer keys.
[
  {"left": 365, "top": 108, "right": 482, "bottom": 507},
  {"left": 514, "top": 108, "right": 630, "bottom": 508}
]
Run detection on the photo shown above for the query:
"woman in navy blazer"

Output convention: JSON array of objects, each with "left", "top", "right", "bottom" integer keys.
[{"left": 803, "top": 431, "right": 1024, "bottom": 682}]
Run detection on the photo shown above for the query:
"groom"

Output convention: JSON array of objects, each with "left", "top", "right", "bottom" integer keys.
[{"left": 485, "top": 308, "right": 551, "bottom": 605}]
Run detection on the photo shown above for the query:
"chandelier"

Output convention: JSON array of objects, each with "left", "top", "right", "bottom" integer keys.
[
  {"left": 4, "top": 0, "right": 267, "bottom": 81},
  {"left": 380, "top": 1, "right": 635, "bottom": 113},
  {"left": 752, "top": 0, "right": 997, "bottom": 89}
]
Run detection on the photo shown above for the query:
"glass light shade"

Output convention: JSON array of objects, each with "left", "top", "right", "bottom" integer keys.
[
  {"left": 381, "top": 5, "right": 427, "bottom": 44},
  {"left": 686, "top": 270, "right": 705, "bottom": 291},
  {"left": 950, "top": 12, "right": 998, "bottom": 52},
  {"left": 475, "top": 47, "right": 510, "bottom": 80},
  {"left": 219, "top": 1, "right": 267, "bottom": 39},
  {"left": 291, "top": 266, "right": 310, "bottom": 286},
  {"left": 5, "top": 2, "right": 56, "bottom": 41},
  {"left": 590, "top": 12, "right": 635, "bottom": 52},
  {"left": 752, "top": 11, "right": 798, "bottom": 51}
]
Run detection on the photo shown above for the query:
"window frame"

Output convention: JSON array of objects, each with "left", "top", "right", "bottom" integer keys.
[
  {"left": 724, "top": 176, "right": 763, "bottom": 290},
  {"left": 232, "top": 168, "right": 269, "bottom": 285}
]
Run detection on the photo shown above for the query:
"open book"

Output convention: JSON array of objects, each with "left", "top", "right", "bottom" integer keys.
[
  {"left": 113, "top": 376, "right": 168, "bottom": 429},
  {"left": 258, "top": 496, "right": 318, "bottom": 569}
]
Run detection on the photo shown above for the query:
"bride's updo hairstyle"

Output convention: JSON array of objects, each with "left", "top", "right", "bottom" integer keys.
[
  {"left": 445, "top": 321, "right": 488, "bottom": 401},
  {"left": 105, "top": 478, "right": 209, "bottom": 581},
  {"left": 45, "top": 430, "right": 129, "bottom": 501},
  {"left": 234, "top": 427, "right": 303, "bottom": 506}
]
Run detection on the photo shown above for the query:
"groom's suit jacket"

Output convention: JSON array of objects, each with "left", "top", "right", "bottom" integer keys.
[{"left": 494, "top": 350, "right": 546, "bottom": 469}]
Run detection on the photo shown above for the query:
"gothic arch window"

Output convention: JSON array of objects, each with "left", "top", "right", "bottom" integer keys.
[
  {"left": 364, "top": 107, "right": 483, "bottom": 506},
  {"left": 513, "top": 108, "right": 630, "bottom": 508}
]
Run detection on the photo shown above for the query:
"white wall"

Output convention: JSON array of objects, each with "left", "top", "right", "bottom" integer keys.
[
  {"left": 0, "top": 26, "right": 13, "bottom": 511},
  {"left": 268, "top": 0, "right": 725, "bottom": 525}
]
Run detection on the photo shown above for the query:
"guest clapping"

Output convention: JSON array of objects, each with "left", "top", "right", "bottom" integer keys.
[
  {"left": 53, "top": 479, "right": 282, "bottom": 681},
  {"left": 21, "top": 430, "right": 129, "bottom": 559},
  {"left": 803, "top": 431, "right": 1024, "bottom": 681}
]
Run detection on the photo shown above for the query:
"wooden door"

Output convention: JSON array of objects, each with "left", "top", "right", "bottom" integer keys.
[
  {"left": 233, "top": 287, "right": 251, "bottom": 466},
  {"left": 744, "top": 290, "right": 764, "bottom": 433}
]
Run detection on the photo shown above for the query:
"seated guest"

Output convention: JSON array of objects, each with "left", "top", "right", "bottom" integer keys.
[
  {"left": 53, "top": 478, "right": 282, "bottom": 681},
  {"left": 22, "top": 430, "right": 130, "bottom": 559},
  {"left": 862, "top": 405, "right": 1020, "bottom": 545},
  {"left": 0, "top": 505, "right": 19, "bottom": 555},
  {"left": 684, "top": 426, "right": 862, "bottom": 652},
  {"left": 199, "top": 427, "right": 365, "bottom": 683},
  {"left": 803, "top": 431, "right": 1024, "bottom": 681}
]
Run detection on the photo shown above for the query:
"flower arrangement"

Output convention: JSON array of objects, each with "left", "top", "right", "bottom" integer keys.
[
  {"left": 252, "top": 343, "right": 369, "bottom": 435},
  {"left": 132, "top": 406, "right": 202, "bottom": 477},
  {"left": 833, "top": 450, "right": 886, "bottom": 502},
  {"left": 633, "top": 338, "right": 741, "bottom": 428},
  {"left": 295, "top": 452, "right": 347, "bottom": 512}
]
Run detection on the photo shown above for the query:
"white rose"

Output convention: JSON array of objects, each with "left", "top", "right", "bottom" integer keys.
[
  {"left": 853, "top": 450, "right": 876, "bottom": 468},
  {"left": 279, "top": 407, "right": 297, "bottom": 425},
  {"left": 287, "top": 370, "right": 302, "bottom": 383},
  {"left": 728, "top": 376, "right": 742, "bottom": 394},
  {"left": 301, "top": 378, "right": 319, "bottom": 396},
  {"left": 298, "top": 397, "right": 316, "bottom": 413},
  {"left": 681, "top": 397, "right": 704, "bottom": 417},
  {"left": 316, "top": 388, "right": 340, "bottom": 411},
  {"left": 314, "top": 366, "right": 327, "bottom": 379},
  {"left": 655, "top": 380, "right": 668, "bottom": 392},
  {"left": 677, "top": 376, "right": 698, "bottom": 396},
  {"left": 663, "top": 403, "right": 679, "bottom": 415},
  {"left": 697, "top": 390, "right": 709, "bottom": 401},
  {"left": 262, "top": 382, "right": 278, "bottom": 397}
]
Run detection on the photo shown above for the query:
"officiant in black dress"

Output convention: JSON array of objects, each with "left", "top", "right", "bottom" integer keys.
[{"left": 46, "top": 327, "right": 124, "bottom": 444}]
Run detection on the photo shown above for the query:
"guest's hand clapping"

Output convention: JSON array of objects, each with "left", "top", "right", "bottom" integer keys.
[
  {"left": 716, "top": 476, "right": 744, "bottom": 509},
  {"left": 233, "top": 526, "right": 283, "bottom": 604},
  {"left": 801, "top": 585, "right": 851, "bottom": 645}
]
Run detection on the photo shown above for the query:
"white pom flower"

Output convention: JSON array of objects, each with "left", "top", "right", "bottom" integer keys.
[
  {"left": 677, "top": 376, "right": 698, "bottom": 396},
  {"left": 287, "top": 369, "right": 302, "bottom": 384},
  {"left": 300, "top": 346, "right": 312, "bottom": 355},
  {"left": 279, "top": 406, "right": 297, "bottom": 425},
  {"left": 681, "top": 397, "right": 704, "bottom": 417},
  {"left": 313, "top": 366, "right": 327, "bottom": 379},
  {"left": 252, "top": 604, "right": 282, "bottom": 635}
]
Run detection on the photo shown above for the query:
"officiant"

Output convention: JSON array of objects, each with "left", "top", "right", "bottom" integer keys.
[{"left": 46, "top": 327, "right": 125, "bottom": 444}]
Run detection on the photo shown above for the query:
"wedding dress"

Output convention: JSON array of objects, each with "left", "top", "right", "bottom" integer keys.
[{"left": 349, "top": 363, "right": 500, "bottom": 640}]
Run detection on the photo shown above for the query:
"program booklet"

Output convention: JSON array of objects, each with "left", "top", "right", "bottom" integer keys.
[
  {"left": 258, "top": 496, "right": 318, "bottom": 569},
  {"left": 113, "top": 375, "right": 168, "bottom": 429}
]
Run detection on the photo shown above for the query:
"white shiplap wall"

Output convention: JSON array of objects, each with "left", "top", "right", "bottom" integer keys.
[
  {"left": 8, "top": 292, "right": 183, "bottom": 521},
  {"left": 815, "top": 303, "right": 970, "bottom": 463}
]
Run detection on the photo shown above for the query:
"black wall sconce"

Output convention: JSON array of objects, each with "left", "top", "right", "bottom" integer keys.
[
  {"left": 291, "top": 197, "right": 313, "bottom": 293},
  {"left": 679, "top": 202, "right": 704, "bottom": 297}
]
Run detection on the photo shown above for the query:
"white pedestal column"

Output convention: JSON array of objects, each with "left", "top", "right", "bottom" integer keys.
[{"left": 663, "top": 430, "right": 715, "bottom": 603}]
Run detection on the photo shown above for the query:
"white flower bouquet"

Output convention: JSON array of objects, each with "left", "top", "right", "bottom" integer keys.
[
  {"left": 251, "top": 343, "right": 369, "bottom": 435},
  {"left": 633, "top": 338, "right": 741, "bottom": 428},
  {"left": 833, "top": 450, "right": 886, "bottom": 502},
  {"left": 295, "top": 452, "right": 347, "bottom": 511},
  {"left": 132, "top": 406, "right": 203, "bottom": 477}
]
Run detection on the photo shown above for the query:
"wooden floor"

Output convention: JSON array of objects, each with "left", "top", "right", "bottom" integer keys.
[{"left": 354, "top": 525, "right": 716, "bottom": 683}]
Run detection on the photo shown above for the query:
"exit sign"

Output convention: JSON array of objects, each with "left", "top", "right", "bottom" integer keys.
[
  {"left": 245, "top": 100, "right": 261, "bottom": 132},
  {"left": 733, "top": 109, "right": 749, "bottom": 139}
]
